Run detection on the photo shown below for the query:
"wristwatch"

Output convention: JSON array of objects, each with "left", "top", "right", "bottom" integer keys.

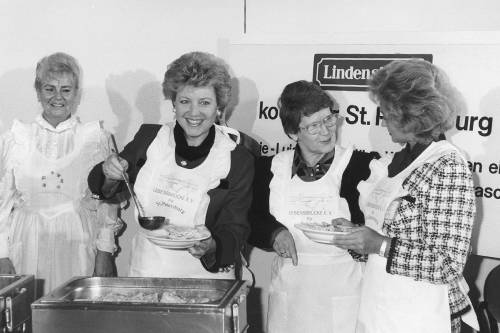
[{"left": 379, "top": 237, "right": 389, "bottom": 257}]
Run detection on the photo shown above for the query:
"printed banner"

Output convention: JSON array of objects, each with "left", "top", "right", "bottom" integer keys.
[{"left": 222, "top": 41, "right": 500, "bottom": 258}]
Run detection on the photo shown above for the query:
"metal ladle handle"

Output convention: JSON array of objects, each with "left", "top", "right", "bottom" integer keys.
[
  {"left": 120, "top": 171, "right": 146, "bottom": 218},
  {"left": 110, "top": 134, "right": 146, "bottom": 218}
]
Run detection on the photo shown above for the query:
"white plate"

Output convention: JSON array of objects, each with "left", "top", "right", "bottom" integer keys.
[
  {"left": 144, "top": 226, "right": 211, "bottom": 249},
  {"left": 295, "top": 223, "right": 351, "bottom": 245},
  {"left": 146, "top": 236, "right": 209, "bottom": 249}
]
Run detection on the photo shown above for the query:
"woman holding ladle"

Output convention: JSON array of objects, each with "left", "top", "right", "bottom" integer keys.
[{"left": 88, "top": 51, "right": 254, "bottom": 278}]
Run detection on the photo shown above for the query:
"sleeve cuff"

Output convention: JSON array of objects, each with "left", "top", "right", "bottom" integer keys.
[
  {"left": 385, "top": 237, "right": 397, "bottom": 273},
  {"left": 0, "top": 233, "right": 9, "bottom": 258},
  {"left": 212, "top": 230, "right": 237, "bottom": 269},
  {"left": 200, "top": 253, "right": 217, "bottom": 272},
  {"left": 102, "top": 179, "right": 122, "bottom": 198},
  {"left": 96, "top": 228, "right": 117, "bottom": 253}
]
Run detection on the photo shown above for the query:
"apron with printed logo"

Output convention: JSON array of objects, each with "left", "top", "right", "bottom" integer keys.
[
  {"left": 267, "top": 146, "right": 363, "bottom": 333},
  {"left": 356, "top": 141, "right": 476, "bottom": 333},
  {"left": 129, "top": 123, "right": 235, "bottom": 279}
]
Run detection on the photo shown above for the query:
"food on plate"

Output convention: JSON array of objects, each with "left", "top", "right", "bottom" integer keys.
[
  {"left": 148, "top": 224, "right": 211, "bottom": 240},
  {"left": 295, "top": 222, "right": 354, "bottom": 233}
]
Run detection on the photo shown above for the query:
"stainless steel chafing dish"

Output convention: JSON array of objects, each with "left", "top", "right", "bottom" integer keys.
[
  {"left": 0, "top": 275, "right": 35, "bottom": 333},
  {"left": 32, "top": 277, "right": 249, "bottom": 333}
]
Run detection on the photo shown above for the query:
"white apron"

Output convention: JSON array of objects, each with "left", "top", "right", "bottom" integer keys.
[
  {"left": 267, "top": 146, "right": 363, "bottom": 333},
  {"left": 356, "top": 141, "right": 471, "bottom": 333},
  {"left": 129, "top": 123, "right": 236, "bottom": 279},
  {"left": 9, "top": 119, "right": 104, "bottom": 293}
]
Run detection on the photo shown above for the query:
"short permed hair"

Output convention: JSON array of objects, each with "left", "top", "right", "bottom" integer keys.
[
  {"left": 278, "top": 80, "right": 335, "bottom": 135},
  {"left": 368, "top": 58, "right": 464, "bottom": 142},
  {"left": 34, "top": 52, "right": 81, "bottom": 92},
  {"left": 162, "top": 52, "right": 232, "bottom": 111}
]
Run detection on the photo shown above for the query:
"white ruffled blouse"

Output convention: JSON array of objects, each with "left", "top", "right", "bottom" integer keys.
[{"left": 0, "top": 115, "right": 121, "bottom": 258}]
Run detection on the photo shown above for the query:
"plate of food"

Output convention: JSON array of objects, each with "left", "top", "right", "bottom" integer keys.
[
  {"left": 145, "top": 225, "right": 211, "bottom": 249},
  {"left": 295, "top": 222, "right": 355, "bottom": 244}
]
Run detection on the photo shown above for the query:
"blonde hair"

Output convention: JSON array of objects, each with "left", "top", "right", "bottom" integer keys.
[
  {"left": 34, "top": 52, "right": 81, "bottom": 92},
  {"left": 368, "top": 58, "right": 465, "bottom": 142}
]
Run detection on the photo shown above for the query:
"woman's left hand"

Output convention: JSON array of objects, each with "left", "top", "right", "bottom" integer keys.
[
  {"left": 331, "top": 226, "right": 385, "bottom": 255},
  {"left": 93, "top": 250, "right": 115, "bottom": 277},
  {"left": 188, "top": 237, "right": 216, "bottom": 259}
]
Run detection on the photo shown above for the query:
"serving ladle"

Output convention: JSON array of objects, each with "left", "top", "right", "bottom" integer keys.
[{"left": 110, "top": 135, "right": 167, "bottom": 231}]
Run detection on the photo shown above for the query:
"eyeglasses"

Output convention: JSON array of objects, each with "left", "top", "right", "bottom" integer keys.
[{"left": 299, "top": 113, "right": 339, "bottom": 135}]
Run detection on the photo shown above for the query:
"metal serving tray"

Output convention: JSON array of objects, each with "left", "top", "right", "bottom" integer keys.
[
  {"left": 32, "top": 277, "right": 249, "bottom": 333},
  {"left": 45, "top": 278, "right": 227, "bottom": 304},
  {"left": 0, "top": 275, "right": 35, "bottom": 333}
]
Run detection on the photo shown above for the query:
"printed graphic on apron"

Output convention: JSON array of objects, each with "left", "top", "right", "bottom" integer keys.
[
  {"left": 267, "top": 147, "right": 362, "bottom": 333},
  {"left": 129, "top": 123, "right": 236, "bottom": 279}
]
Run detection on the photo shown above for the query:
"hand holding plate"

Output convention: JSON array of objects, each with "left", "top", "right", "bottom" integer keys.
[
  {"left": 330, "top": 225, "right": 385, "bottom": 255},
  {"left": 188, "top": 237, "right": 216, "bottom": 259}
]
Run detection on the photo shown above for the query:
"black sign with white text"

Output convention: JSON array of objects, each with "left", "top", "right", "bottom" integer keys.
[{"left": 313, "top": 54, "right": 433, "bottom": 91}]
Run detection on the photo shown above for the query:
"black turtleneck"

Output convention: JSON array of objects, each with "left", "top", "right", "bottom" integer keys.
[
  {"left": 388, "top": 136, "right": 445, "bottom": 177},
  {"left": 173, "top": 122, "right": 215, "bottom": 169}
]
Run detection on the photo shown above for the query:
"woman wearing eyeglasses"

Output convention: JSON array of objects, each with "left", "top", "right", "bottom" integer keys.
[{"left": 248, "top": 80, "right": 379, "bottom": 333}]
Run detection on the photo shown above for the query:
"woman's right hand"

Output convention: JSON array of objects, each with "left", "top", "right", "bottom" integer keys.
[
  {"left": 102, "top": 153, "right": 129, "bottom": 181},
  {"left": 0, "top": 257, "right": 16, "bottom": 274},
  {"left": 273, "top": 229, "right": 298, "bottom": 266}
]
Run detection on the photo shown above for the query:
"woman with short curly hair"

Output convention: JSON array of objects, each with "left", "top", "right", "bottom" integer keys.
[
  {"left": 162, "top": 51, "right": 232, "bottom": 112},
  {"left": 89, "top": 51, "right": 254, "bottom": 279},
  {"left": 333, "top": 59, "right": 477, "bottom": 333}
]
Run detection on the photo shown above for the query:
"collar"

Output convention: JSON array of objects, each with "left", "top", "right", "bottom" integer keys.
[
  {"left": 291, "top": 145, "right": 335, "bottom": 179},
  {"left": 388, "top": 136, "right": 445, "bottom": 177},
  {"left": 35, "top": 115, "right": 78, "bottom": 133},
  {"left": 174, "top": 122, "right": 215, "bottom": 161},
  {"left": 403, "top": 141, "right": 429, "bottom": 159},
  {"left": 404, "top": 133, "right": 446, "bottom": 158}
]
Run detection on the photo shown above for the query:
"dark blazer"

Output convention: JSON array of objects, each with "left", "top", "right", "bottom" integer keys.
[
  {"left": 88, "top": 124, "right": 255, "bottom": 273},
  {"left": 247, "top": 150, "right": 379, "bottom": 251}
]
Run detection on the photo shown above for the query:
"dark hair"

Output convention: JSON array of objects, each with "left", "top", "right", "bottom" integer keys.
[
  {"left": 162, "top": 51, "right": 232, "bottom": 111},
  {"left": 278, "top": 80, "right": 335, "bottom": 135},
  {"left": 34, "top": 52, "right": 81, "bottom": 92},
  {"left": 368, "top": 58, "right": 464, "bottom": 142}
]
